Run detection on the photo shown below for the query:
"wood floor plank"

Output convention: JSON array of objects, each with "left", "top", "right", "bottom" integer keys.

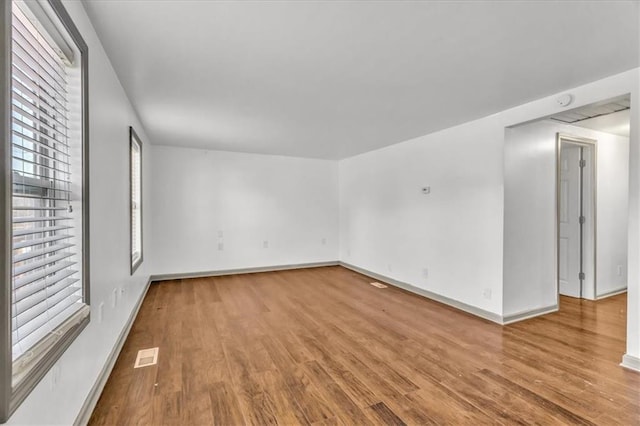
[
  {"left": 209, "top": 381, "right": 246, "bottom": 426},
  {"left": 296, "top": 334, "right": 379, "bottom": 408},
  {"left": 302, "top": 360, "right": 374, "bottom": 425},
  {"left": 401, "top": 388, "right": 488, "bottom": 425},
  {"left": 478, "top": 369, "right": 596, "bottom": 425},
  {"left": 366, "top": 402, "right": 406, "bottom": 426},
  {"left": 89, "top": 266, "right": 640, "bottom": 426},
  {"left": 151, "top": 390, "right": 182, "bottom": 425},
  {"left": 255, "top": 369, "right": 305, "bottom": 426},
  {"left": 182, "top": 387, "right": 215, "bottom": 425},
  {"left": 284, "top": 364, "right": 336, "bottom": 424}
]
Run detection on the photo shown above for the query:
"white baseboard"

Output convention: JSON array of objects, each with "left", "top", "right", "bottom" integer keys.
[
  {"left": 339, "top": 261, "right": 503, "bottom": 324},
  {"left": 150, "top": 261, "right": 339, "bottom": 282},
  {"left": 596, "top": 287, "right": 627, "bottom": 300},
  {"left": 621, "top": 354, "right": 640, "bottom": 373},
  {"left": 74, "top": 278, "right": 153, "bottom": 426},
  {"left": 502, "top": 305, "right": 559, "bottom": 325}
]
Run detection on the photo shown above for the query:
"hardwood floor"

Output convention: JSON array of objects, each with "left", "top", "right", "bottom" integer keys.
[{"left": 89, "top": 266, "right": 640, "bottom": 425}]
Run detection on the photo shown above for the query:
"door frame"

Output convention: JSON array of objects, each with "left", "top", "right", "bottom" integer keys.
[{"left": 556, "top": 133, "right": 597, "bottom": 304}]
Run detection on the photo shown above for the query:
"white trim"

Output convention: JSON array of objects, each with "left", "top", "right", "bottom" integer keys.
[
  {"left": 73, "top": 278, "right": 152, "bottom": 426},
  {"left": 596, "top": 287, "right": 627, "bottom": 300},
  {"left": 12, "top": 305, "right": 90, "bottom": 385},
  {"left": 339, "top": 261, "right": 504, "bottom": 324},
  {"left": 150, "top": 261, "right": 339, "bottom": 282},
  {"left": 502, "top": 305, "right": 559, "bottom": 325},
  {"left": 621, "top": 354, "right": 640, "bottom": 373},
  {"left": 18, "top": 0, "right": 75, "bottom": 64}
]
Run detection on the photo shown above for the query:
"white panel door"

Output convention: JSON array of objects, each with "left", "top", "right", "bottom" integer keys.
[{"left": 559, "top": 144, "right": 582, "bottom": 297}]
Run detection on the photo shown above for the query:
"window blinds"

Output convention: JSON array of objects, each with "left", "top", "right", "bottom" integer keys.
[{"left": 10, "top": 5, "right": 85, "bottom": 364}]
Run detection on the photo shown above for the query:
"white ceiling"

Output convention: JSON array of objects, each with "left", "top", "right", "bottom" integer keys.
[
  {"left": 570, "top": 109, "right": 631, "bottom": 138},
  {"left": 81, "top": 0, "right": 639, "bottom": 159}
]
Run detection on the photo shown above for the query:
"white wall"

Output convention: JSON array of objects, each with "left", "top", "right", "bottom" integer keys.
[
  {"left": 7, "top": 1, "right": 154, "bottom": 424},
  {"left": 339, "top": 117, "right": 505, "bottom": 316},
  {"left": 150, "top": 146, "right": 339, "bottom": 276},
  {"left": 502, "top": 122, "right": 557, "bottom": 316},
  {"left": 594, "top": 127, "right": 630, "bottom": 296},
  {"left": 629, "top": 3, "right": 640, "bottom": 366},
  {"left": 627, "top": 17, "right": 640, "bottom": 361},
  {"left": 339, "top": 69, "right": 639, "bottom": 345},
  {"left": 503, "top": 120, "right": 629, "bottom": 317}
]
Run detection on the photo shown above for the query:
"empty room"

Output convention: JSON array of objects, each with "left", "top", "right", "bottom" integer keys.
[{"left": 1, "top": 0, "right": 639, "bottom": 425}]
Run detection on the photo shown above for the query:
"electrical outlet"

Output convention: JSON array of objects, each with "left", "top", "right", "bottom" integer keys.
[
  {"left": 422, "top": 268, "right": 429, "bottom": 278},
  {"left": 483, "top": 288, "right": 492, "bottom": 300},
  {"left": 347, "top": 249, "right": 351, "bottom": 257},
  {"left": 617, "top": 265, "right": 623, "bottom": 276},
  {"left": 387, "top": 264, "right": 392, "bottom": 272},
  {"left": 263, "top": 240, "right": 269, "bottom": 249},
  {"left": 218, "top": 242, "right": 224, "bottom": 251}
]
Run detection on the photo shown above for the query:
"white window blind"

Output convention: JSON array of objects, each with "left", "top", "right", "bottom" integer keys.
[
  {"left": 130, "top": 132, "right": 142, "bottom": 271},
  {"left": 10, "top": 4, "right": 86, "bottom": 370}
]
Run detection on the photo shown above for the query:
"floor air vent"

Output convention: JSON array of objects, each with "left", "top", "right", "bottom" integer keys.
[
  {"left": 370, "top": 282, "right": 387, "bottom": 288},
  {"left": 134, "top": 347, "right": 159, "bottom": 368}
]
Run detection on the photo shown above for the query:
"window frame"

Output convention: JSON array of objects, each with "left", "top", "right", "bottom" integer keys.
[
  {"left": 129, "top": 126, "right": 143, "bottom": 275},
  {"left": 0, "top": 0, "right": 89, "bottom": 421}
]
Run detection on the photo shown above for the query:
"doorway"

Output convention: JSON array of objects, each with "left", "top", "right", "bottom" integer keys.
[
  {"left": 557, "top": 134, "right": 596, "bottom": 300},
  {"left": 503, "top": 93, "right": 632, "bottom": 369},
  {"left": 503, "top": 94, "right": 630, "bottom": 320}
]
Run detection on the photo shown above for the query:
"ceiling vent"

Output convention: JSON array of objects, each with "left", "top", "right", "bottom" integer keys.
[{"left": 550, "top": 97, "right": 630, "bottom": 124}]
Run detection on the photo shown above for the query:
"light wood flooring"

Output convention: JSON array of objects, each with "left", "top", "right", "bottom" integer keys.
[{"left": 89, "top": 266, "right": 640, "bottom": 425}]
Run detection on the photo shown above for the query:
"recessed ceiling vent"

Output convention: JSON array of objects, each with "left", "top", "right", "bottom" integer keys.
[
  {"left": 134, "top": 347, "right": 159, "bottom": 368},
  {"left": 370, "top": 282, "right": 388, "bottom": 288},
  {"left": 550, "top": 97, "right": 630, "bottom": 124}
]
